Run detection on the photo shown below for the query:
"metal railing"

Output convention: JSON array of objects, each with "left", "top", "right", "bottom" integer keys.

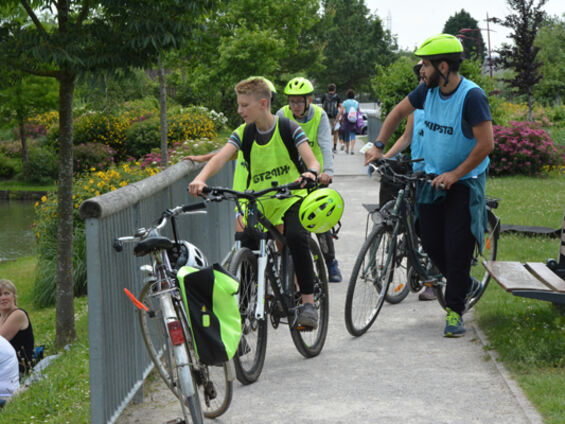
[{"left": 79, "top": 160, "right": 235, "bottom": 424}]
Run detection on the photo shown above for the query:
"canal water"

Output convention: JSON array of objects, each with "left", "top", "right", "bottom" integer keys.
[{"left": 0, "top": 199, "right": 37, "bottom": 261}]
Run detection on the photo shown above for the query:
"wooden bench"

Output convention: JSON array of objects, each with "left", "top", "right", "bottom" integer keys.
[{"left": 483, "top": 210, "right": 565, "bottom": 306}]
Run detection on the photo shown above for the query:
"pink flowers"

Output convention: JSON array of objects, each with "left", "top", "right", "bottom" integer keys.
[{"left": 490, "top": 121, "right": 561, "bottom": 176}]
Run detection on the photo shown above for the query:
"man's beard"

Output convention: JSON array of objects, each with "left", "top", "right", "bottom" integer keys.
[{"left": 426, "top": 70, "right": 440, "bottom": 89}]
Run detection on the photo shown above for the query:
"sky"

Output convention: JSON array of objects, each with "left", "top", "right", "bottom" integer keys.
[{"left": 364, "top": 0, "right": 564, "bottom": 52}]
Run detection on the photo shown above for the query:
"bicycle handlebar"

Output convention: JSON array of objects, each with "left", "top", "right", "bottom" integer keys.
[
  {"left": 201, "top": 179, "right": 316, "bottom": 203},
  {"left": 113, "top": 202, "right": 207, "bottom": 252}
]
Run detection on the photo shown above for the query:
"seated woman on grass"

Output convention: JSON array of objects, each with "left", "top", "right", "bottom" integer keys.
[{"left": 0, "top": 279, "right": 35, "bottom": 376}]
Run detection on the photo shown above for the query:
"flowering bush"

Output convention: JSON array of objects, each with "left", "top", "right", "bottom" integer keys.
[
  {"left": 167, "top": 111, "right": 217, "bottom": 143},
  {"left": 139, "top": 138, "right": 223, "bottom": 169},
  {"left": 73, "top": 142, "right": 116, "bottom": 173},
  {"left": 33, "top": 162, "right": 159, "bottom": 306},
  {"left": 178, "top": 106, "right": 228, "bottom": 131},
  {"left": 73, "top": 112, "right": 130, "bottom": 160},
  {"left": 21, "top": 111, "right": 59, "bottom": 139},
  {"left": 489, "top": 121, "right": 562, "bottom": 176}
]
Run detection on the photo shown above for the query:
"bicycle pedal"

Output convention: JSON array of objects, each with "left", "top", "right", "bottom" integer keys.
[
  {"left": 163, "top": 419, "right": 186, "bottom": 424},
  {"left": 295, "top": 324, "right": 314, "bottom": 332}
]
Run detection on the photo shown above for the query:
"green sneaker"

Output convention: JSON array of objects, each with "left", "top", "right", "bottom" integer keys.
[{"left": 444, "top": 307, "right": 465, "bottom": 337}]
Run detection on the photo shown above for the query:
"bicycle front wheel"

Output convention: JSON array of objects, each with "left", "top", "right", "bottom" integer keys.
[
  {"left": 290, "top": 236, "right": 330, "bottom": 358},
  {"left": 384, "top": 234, "right": 410, "bottom": 304},
  {"left": 138, "top": 283, "right": 203, "bottom": 423},
  {"left": 345, "top": 224, "right": 394, "bottom": 337},
  {"left": 228, "top": 247, "right": 268, "bottom": 385},
  {"left": 435, "top": 208, "right": 500, "bottom": 312}
]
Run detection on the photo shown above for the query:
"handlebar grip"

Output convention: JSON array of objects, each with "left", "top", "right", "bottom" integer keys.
[
  {"left": 112, "top": 239, "right": 123, "bottom": 252},
  {"left": 201, "top": 186, "right": 211, "bottom": 194},
  {"left": 182, "top": 202, "right": 207, "bottom": 212}
]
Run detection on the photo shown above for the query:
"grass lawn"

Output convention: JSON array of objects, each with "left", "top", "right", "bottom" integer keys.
[
  {"left": 476, "top": 173, "right": 565, "bottom": 424},
  {"left": 0, "top": 257, "right": 89, "bottom": 423},
  {"left": 0, "top": 181, "right": 57, "bottom": 192}
]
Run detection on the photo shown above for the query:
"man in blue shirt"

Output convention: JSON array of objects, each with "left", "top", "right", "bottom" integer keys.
[{"left": 365, "top": 34, "right": 494, "bottom": 337}]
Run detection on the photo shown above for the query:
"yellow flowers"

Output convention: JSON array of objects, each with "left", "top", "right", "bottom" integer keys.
[{"left": 41, "top": 195, "right": 47, "bottom": 202}]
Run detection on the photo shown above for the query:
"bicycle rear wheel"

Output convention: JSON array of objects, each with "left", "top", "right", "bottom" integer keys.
[
  {"left": 435, "top": 208, "right": 500, "bottom": 312},
  {"left": 138, "top": 282, "right": 203, "bottom": 423},
  {"left": 290, "top": 237, "right": 329, "bottom": 358},
  {"left": 228, "top": 247, "right": 268, "bottom": 385},
  {"left": 345, "top": 224, "right": 394, "bottom": 336},
  {"left": 193, "top": 361, "right": 233, "bottom": 418}
]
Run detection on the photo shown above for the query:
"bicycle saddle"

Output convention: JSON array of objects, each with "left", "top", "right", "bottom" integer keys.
[{"left": 134, "top": 237, "right": 174, "bottom": 257}]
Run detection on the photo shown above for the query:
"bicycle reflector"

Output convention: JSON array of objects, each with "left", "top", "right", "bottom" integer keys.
[
  {"left": 167, "top": 321, "right": 185, "bottom": 346},
  {"left": 299, "top": 188, "right": 344, "bottom": 233}
]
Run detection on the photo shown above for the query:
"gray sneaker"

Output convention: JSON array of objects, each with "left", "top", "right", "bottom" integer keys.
[
  {"left": 297, "top": 302, "right": 318, "bottom": 329},
  {"left": 418, "top": 286, "right": 437, "bottom": 301}
]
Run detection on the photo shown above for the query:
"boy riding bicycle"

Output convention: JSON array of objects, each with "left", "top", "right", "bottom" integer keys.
[{"left": 188, "top": 77, "right": 321, "bottom": 328}]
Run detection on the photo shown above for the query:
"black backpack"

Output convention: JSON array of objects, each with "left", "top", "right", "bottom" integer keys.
[
  {"left": 241, "top": 116, "right": 305, "bottom": 187},
  {"left": 322, "top": 93, "right": 339, "bottom": 118}
]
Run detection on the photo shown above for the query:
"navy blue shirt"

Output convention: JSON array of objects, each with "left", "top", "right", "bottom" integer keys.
[{"left": 408, "top": 81, "right": 491, "bottom": 139}]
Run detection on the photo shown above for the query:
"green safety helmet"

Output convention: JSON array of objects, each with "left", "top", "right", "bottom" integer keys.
[
  {"left": 299, "top": 188, "right": 344, "bottom": 234},
  {"left": 284, "top": 77, "right": 314, "bottom": 96},
  {"left": 415, "top": 33, "right": 463, "bottom": 61}
]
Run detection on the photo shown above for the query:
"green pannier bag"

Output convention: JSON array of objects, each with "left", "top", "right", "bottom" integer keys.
[{"left": 177, "top": 263, "right": 241, "bottom": 365}]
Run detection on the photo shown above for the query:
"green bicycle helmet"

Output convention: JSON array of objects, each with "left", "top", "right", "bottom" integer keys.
[
  {"left": 284, "top": 77, "right": 314, "bottom": 96},
  {"left": 415, "top": 33, "right": 463, "bottom": 61},
  {"left": 299, "top": 188, "right": 344, "bottom": 234}
]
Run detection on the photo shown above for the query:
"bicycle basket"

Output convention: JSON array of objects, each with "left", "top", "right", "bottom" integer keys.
[
  {"left": 177, "top": 264, "right": 241, "bottom": 365},
  {"left": 379, "top": 159, "right": 412, "bottom": 205}
]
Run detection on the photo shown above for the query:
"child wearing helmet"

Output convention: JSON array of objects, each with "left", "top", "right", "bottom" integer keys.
[
  {"left": 365, "top": 34, "right": 494, "bottom": 337},
  {"left": 188, "top": 77, "right": 321, "bottom": 329},
  {"left": 276, "top": 77, "right": 343, "bottom": 283}
]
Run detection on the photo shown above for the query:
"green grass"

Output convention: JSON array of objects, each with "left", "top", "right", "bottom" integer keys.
[
  {"left": 0, "top": 180, "right": 57, "bottom": 192},
  {"left": 0, "top": 257, "right": 89, "bottom": 423},
  {"left": 476, "top": 174, "right": 565, "bottom": 424}
]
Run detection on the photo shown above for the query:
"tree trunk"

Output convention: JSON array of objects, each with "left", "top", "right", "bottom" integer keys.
[
  {"left": 55, "top": 70, "right": 76, "bottom": 348},
  {"left": 158, "top": 56, "right": 168, "bottom": 168},
  {"left": 18, "top": 118, "right": 29, "bottom": 173}
]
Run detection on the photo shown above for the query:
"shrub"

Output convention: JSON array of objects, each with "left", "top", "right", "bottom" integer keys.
[
  {"left": 0, "top": 153, "right": 21, "bottom": 178},
  {"left": 22, "top": 146, "right": 59, "bottom": 184},
  {"left": 73, "top": 112, "right": 129, "bottom": 160},
  {"left": 167, "top": 111, "right": 217, "bottom": 144},
  {"left": 24, "top": 111, "right": 59, "bottom": 139},
  {"left": 123, "top": 116, "right": 161, "bottom": 158},
  {"left": 33, "top": 163, "right": 159, "bottom": 306},
  {"left": 73, "top": 142, "right": 116, "bottom": 173},
  {"left": 489, "top": 121, "right": 562, "bottom": 176},
  {"left": 139, "top": 138, "right": 223, "bottom": 169}
]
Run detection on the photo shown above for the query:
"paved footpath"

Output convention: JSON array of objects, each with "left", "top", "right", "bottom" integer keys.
[{"left": 117, "top": 140, "right": 543, "bottom": 424}]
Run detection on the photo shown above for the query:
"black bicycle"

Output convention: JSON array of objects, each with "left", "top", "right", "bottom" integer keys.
[
  {"left": 202, "top": 182, "right": 329, "bottom": 384},
  {"left": 345, "top": 158, "right": 500, "bottom": 337}
]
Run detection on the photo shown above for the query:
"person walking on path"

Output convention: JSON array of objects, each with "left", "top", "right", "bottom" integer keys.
[
  {"left": 321, "top": 83, "right": 342, "bottom": 153},
  {"left": 341, "top": 89, "right": 360, "bottom": 154},
  {"left": 365, "top": 34, "right": 494, "bottom": 337},
  {"left": 277, "top": 77, "right": 343, "bottom": 283}
]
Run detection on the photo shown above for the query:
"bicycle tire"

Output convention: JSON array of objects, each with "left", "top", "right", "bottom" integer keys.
[
  {"left": 193, "top": 359, "right": 233, "bottom": 418},
  {"left": 289, "top": 236, "right": 330, "bottom": 358},
  {"left": 384, "top": 234, "right": 411, "bottom": 304},
  {"left": 435, "top": 208, "right": 500, "bottom": 312},
  {"left": 137, "top": 282, "right": 203, "bottom": 424},
  {"left": 228, "top": 247, "right": 268, "bottom": 385},
  {"left": 345, "top": 224, "right": 394, "bottom": 336}
]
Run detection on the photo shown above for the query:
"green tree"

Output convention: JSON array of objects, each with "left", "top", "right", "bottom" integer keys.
[
  {"left": 0, "top": 71, "right": 58, "bottom": 171},
  {"left": 490, "top": 0, "right": 548, "bottom": 120},
  {"left": 170, "top": 0, "right": 324, "bottom": 125},
  {"left": 443, "top": 9, "right": 486, "bottom": 61},
  {"left": 0, "top": 0, "right": 214, "bottom": 348},
  {"left": 316, "top": 0, "right": 396, "bottom": 96},
  {"left": 534, "top": 14, "right": 565, "bottom": 104},
  {"left": 371, "top": 56, "right": 418, "bottom": 143}
]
